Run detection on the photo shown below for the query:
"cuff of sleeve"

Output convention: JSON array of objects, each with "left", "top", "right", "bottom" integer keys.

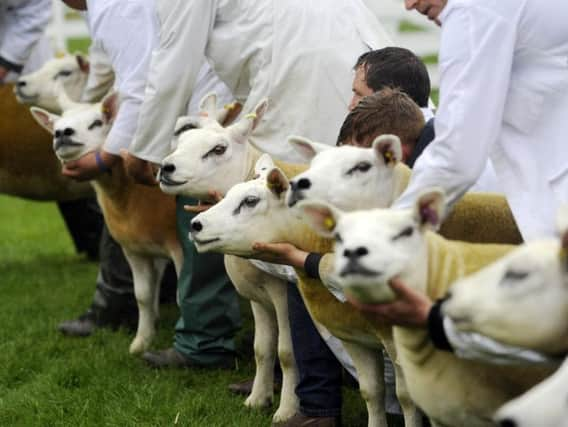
[
  {"left": 304, "top": 253, "right": 322, "bottom": 280},
  {"left": 0, "top": 56, "right": 23, "bottom": 73},
  {"left": 428, "top": 299, "right": 454, "bottom": 352}
]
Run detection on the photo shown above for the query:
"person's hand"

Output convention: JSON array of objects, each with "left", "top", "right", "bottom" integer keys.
[
  {"left": 347, "top": 278, "right": 433, "bottom": 328},
  {"left": 184, "top": 190, "right": 223, "bottom": 214},
  {"left": 121, "top": 150, "right": 159, "bottom": 186},
  {"left": 62, "top": 150, "right": 119, "bottom": 181},
  {"left": 251, "top": 242, "right": 309, "bottom": 268},
  {"left": 0, "top": 66, "right": 9, "bottom": 84}
]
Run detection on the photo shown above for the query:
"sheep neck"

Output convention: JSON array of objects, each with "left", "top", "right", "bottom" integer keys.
[{"left": 241, "top": 142, "right": 308, "bottom": 182}]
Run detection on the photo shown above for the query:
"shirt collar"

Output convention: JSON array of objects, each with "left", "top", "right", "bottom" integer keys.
[{"left": 437, "top": 1, "right": 453, "bottom": 25}]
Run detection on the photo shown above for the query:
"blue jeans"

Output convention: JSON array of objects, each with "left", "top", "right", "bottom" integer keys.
[{"left": 287, "top": 282, "right": 342, "bottom": 417}]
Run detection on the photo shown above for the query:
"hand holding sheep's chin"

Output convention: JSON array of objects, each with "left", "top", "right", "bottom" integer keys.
[
  {"left": 121, "top": 151, "right": 158, "bottom": 186},
  {"left": 251, "top": 242, "right": 309, "bottom": 268},
  {"left": 62, "top": 151, "right": 119, "bottom": 181},
  {"left": 347, "top": 278, "right": 433, "bottom": 328}
]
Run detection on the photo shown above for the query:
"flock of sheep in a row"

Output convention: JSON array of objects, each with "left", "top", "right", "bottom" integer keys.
[{"left": 6, "top": 53, "right": 568, "bottom": 427}]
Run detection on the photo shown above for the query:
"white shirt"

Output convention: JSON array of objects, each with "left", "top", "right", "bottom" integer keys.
[
  {"left": 131, "top": 0, "right": 392, "bottom": 163},
  {"left": 395, "top": 0, "right": 568, "bottom": 241},
  {"left": 86, "top": 0, "right": 232, "bottom": 155},
  {"left": 0, "top": 0, "right": 51, "bottom": 79}
]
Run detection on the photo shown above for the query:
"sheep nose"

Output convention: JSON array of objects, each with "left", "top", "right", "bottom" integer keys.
[
  {"left": 343, "top": 247, "right": 368, "bottom": 260},
  {"left": 191, "top": 220, "right": 203, "bottom": 232},
  {"left": 16, "top": 80, "right": 26, "bottom": 87},
  {"left": 499, "top": 418, "right": 517, "bottom": 427},
  {"left": 63, "top": 128, "right": 75, "bottom": 137},
  {"left": 297, "top": 178, "right": 311, "bottom": 190},
  {"left": 161, "top": 163, "right": 176, "bottom": 174},
  {"left": 54, "top": 130, "right": 62, "bottom": 138}
]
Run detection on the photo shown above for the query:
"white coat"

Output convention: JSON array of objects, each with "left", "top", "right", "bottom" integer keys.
[
  {"left": 0, "top": 0, "right": 52, "bottom": 81},
  {"left": 394, "top": 0, "right": 568, "bottom": 242},
  {"left": 84, "top": 0, "right": 232, "bottom": 156},
  {"left": 130, "top": 0, "right": 393, "bottom": 164}
]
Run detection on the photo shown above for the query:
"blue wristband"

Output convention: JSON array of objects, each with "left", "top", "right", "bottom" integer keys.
[{"left": 95, "top": 151, "right": 111, "bottom": 173}]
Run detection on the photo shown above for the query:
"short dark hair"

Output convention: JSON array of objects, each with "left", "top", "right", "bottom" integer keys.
[
  {"left": 354, "top": 47, "right": 430, "bottom": 108},
  {"left": 337, "top": 87, "right": 425, "bottom": 148}
]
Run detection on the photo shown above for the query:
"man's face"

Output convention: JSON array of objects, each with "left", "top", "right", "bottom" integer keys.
[
  {"left": 404, "top": 0, "right": 447, "bottom": 24},
  {"left": 349, "top": 66, "right": 374, "bottom": 111},
  {"left": 61, "top": 0, "right": 87, "bottom": 11}
]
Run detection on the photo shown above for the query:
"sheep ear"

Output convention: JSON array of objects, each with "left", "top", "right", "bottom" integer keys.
[
  {"left": 75, "top": 53, "right": 90, "bottom": 74},
  {"left": 557, "top": 206, "right": 568, "bottom": 256},
  {"left": 30, "top": 107, "right": 59, "bottom": 134},
  {"left": 298, "top": 200, "right": 341, "bottom": 238},
  {"left": 199, "top": 92, "right": 217, "bottom": 118},
  {"left": 254, "top": 154, "right": 275, "bottom": 179},
  {"left": 373, "top": 134, "right": 402, "bottom": 167},
  {"left": 266, "top": 167, "right": 289, "bottom": 199},
  {"left": 288, "top": 136, "right": 331, "bottom": 161},
  {"left": 174, "top": 116, "right": 201, "bottom": 136},
  {"left": 413, "top": 188, "right": 445, "bottom": 230},
  {"left": 250, "top": 98, "right": 268, "bottom": 131},
  {"left": 101, "top": 92, "right": 119, "bottom": 124},
  {"left": 219, "top": 102, "right": 243, "bottom": 127}
]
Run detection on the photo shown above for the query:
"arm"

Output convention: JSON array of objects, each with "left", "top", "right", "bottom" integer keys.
[
  {"left": 394, "top": 4, "right": 516, "bottom": 211},
  {"left": 129, "top": 0, "right": 217, "bottom": 164},
  {"left": 81, "top": 42, "right": 114, "bottom": 103},
  {"left": 0, "top": 0, "right": 51, "bottom": 76}
]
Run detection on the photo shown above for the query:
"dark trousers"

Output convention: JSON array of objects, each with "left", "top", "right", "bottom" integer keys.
[
  {"left": 57, "top": 197, "right": 103, "bottom": 260},
  {"left": 173, "top": 196, "right": 241, "bottom": 365},
  {"left": 287, "top": 282, "right": 343, "bottom": 417}
]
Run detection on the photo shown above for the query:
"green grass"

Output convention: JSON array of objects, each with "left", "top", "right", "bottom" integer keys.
[
  {"left": 397, "top": 20, "right": 428, "bottom": 33},
  {"left": 0, "top": 195, "right": 370, "bottom": 426},
  {"left": 66, "top": 38, "right": 91, "bottom": 55}
]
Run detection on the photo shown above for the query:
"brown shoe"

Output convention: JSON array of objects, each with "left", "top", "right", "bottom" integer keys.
[
  {"left": 142, "top": 347, "right": 235, "bottom": 370},
  {"left": 272, "top": 413, "right": 341, "bottom": 427},
  {"left": 228, "top": 377, "right": 282, "bottom": 396}
]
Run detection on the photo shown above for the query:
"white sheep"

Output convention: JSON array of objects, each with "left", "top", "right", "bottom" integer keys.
[
  {"left": 442, "top": 208, "right": 568, "bottom": 355},
  {"left": 300, "top": 190, "right": 555, "bottom": 427},
  {"left": 29, "top": 94, "right": 182, "bottom": 356}
]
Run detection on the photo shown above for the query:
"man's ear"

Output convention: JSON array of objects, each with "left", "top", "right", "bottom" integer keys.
[
  {"left": 298, "top": 200, "right": 342, "bottom": 238},
  {"left": 288, "top": 136, "right": 331, "bottom": 161},
  {"left": 101, "top": 92, "right": 119, "bottom": 124},
  {"left": 372, "top": 134, "right": 402, "bottom": 167},
  {"left": 413, "top": 188, "right": 445, "bottom": 231},
  {"left": 254, "top": 154, "right": 275, "bottom": 179},
  {"left": 75, "top": 53, "right": 90, "bottom": 74},
  {"left": 30, "top": 107, "right": 59, "bottom": 134},
  {"left": 266, "top": 167, "right": 289, "bottom": 199}
]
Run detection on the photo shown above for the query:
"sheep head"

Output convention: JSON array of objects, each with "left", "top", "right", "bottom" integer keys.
[
  {"left": 442, "top": 207, "right": 568, "bottom": 354},
  {"left": 15, "top": 53, "right": 89, "bottom": 113},
  {"left": 159, "top": 93, "right": 267, "bottom": 200},
  {"left": 29, "top": 92, "right": 117, "bottom": 162},
  {"left": 287, "top": 134, "right": 404, "bottom": 210},
  {"left": 189, "top": 156, "right": 294, "bottom": 257},
  {"left": 299, "top": 189, "right": 445, "bottom": 304}
]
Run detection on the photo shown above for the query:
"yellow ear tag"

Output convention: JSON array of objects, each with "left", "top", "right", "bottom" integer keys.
[
  {"left": 324, "top": 217, "right": 335, "bottom": 231},
  {"left": 245, "top": 113, "right": 257, "bottom": 120},
  {"left": 384, "top": 150, "right": 393, "bottom": 163},
  {"left": 55, "top": 51, "right": 66, "bottom": 59},
  {"left": 224, "top": 103, "right": 236, "bottom": 110},
  {"left": 102, "top": 106, "right": 110, "bottom": 115}
]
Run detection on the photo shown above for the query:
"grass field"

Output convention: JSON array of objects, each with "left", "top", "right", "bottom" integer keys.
[{"left": 0, "top": 195, "right": 371, "bottom": 426}]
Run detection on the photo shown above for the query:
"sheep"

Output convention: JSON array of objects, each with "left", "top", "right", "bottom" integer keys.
[
  {"left": 160, "top": 96, "right": 306, "bottom": 423},
  {"left": 29, "top": 94, "right": 182, "bottom": 356},
  {"left": 0, "top": 83, "right": 93, "bottom": 201},
  {"left": 15, "top": 53, "right": 92, "bottom": 113},
  {"left": 442, "top": 208, "right": 568, "bottom": 355},
  {"left": 300, "top": 190, "right": 555, "bottom": 427},
  {"left": 495, "top": 356, "right": 568, "bottom": 427}
]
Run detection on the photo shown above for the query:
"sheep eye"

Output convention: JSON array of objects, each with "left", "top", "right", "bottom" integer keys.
[
  {"left": 503, "top": 269, "right": 530, "bottom": 283},
  {"left": 174, "top": 123, "right": 197, "bottom": 136},
  {"left": 346, "top": 161, "right": 372, "bottom": 175},
  {"left": 233, "top": 195, "right": 260, "bottom": 215},
  {"left": 88, "top": 119, "right": 103, "bottom": 130},
  {"left": 203, "top": 144, "right": 227, "bottom": 159},
  {"left": 393, "top": 226, "right": 414, "bottom": 241},
  {"left": 54, "top": 70, "right": 73, "bottom": 79},
  {"left": 334, "top": 232, "right": 343, "bottom": 243}
]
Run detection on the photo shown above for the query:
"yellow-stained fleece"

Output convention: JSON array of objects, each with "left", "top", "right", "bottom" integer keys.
[
  {"left": 245, "top": 145, "right": 308, "bottom": 181},
  {"left": 0, "top": 84, "right": 93, "bottom": 201},
  {"left": 393, "top": 232, "right": 554, "bottom": 427}
]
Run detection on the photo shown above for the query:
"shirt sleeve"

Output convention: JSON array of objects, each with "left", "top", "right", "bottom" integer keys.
[
  {"left": 95, "top": 2, "right": 158, "bottom": 155},
  {"left": 81, "top": 42, "right": 115, "bottom": 103},
  {"left": 0, "top": 0, "right": 52, "bottom": 71},
  {"left": 394, "top": 4, "right": 516, "bottom": 211},
  {"left": 129, "top": 0, "right": 216, "bottom": 163}
]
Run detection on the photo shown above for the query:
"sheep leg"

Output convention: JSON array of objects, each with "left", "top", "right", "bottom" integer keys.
[
  {"left": 341, "top": 341, "right": 387, "bottom": 427},
  {"left": 123, "top": 250, "right": 160, "bottom": 355},
  {"left": 393, "top": 362, "right": 423, "bottom": 427},
  {"left": 245, "top": 300, "right": 278, "bottom": 410},
  {"left": 151, "top": 258, "right": 168, "bottom": 323},
  {"left": 267, "top": 280, "right": 299, "bottom": 423}
]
